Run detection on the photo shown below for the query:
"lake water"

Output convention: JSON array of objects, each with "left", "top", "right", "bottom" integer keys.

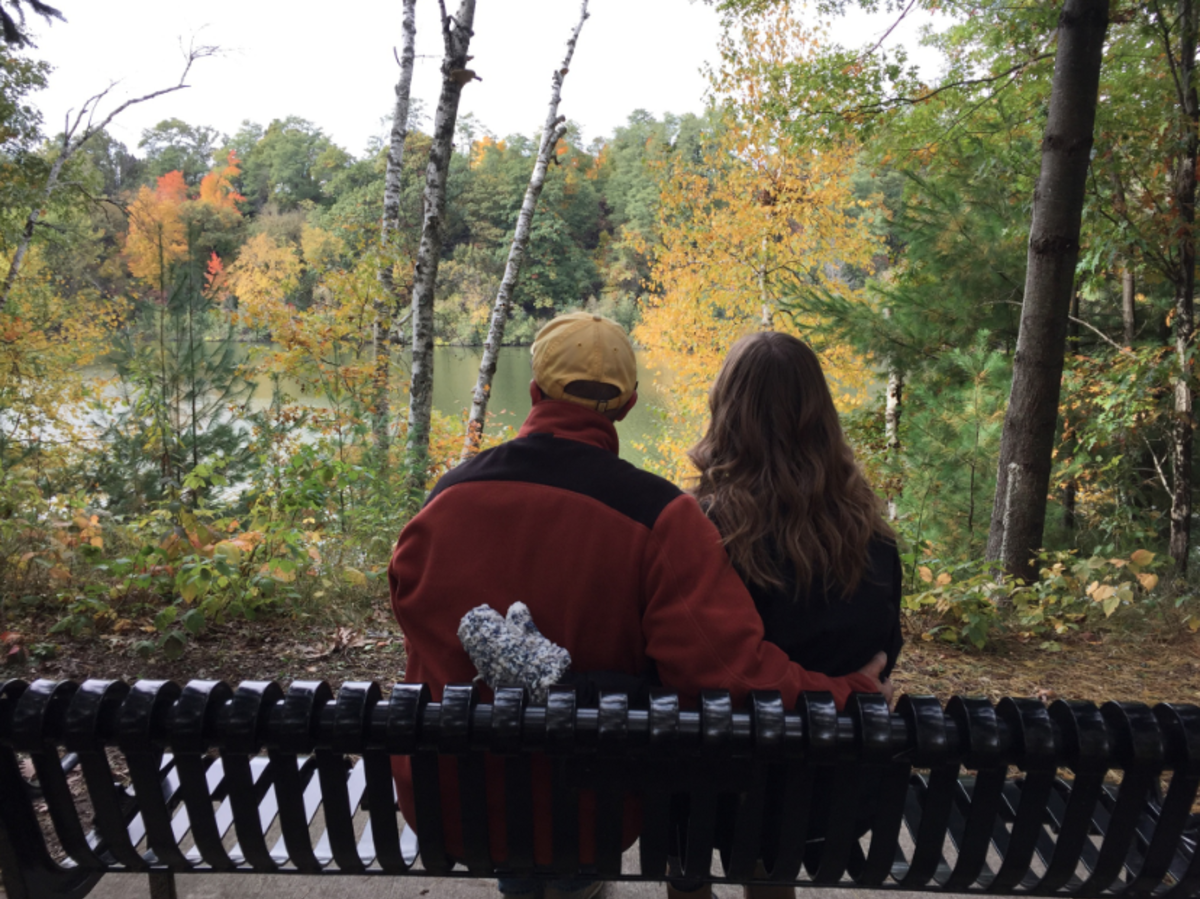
[{"left": 242, "top": 346, "right": 674, "bottom": 469}]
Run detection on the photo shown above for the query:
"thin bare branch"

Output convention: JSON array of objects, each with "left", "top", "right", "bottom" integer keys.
[
  {"left": 860, "top": 0, "right": 919, "bottom": 59},
  {"left": 0, "top": 42, "right": 215, "bottom": 310},
  {"left": 1144, "top": 435, "right": 1172, "bottom": 493},
  {"left": 1068, "top": 314, "right": 1132, "bottom": 354}
]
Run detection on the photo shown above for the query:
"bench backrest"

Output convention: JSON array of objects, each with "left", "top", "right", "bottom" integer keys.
[{"left": 2, "top": 677, "right": 1199, "bottom": 898}]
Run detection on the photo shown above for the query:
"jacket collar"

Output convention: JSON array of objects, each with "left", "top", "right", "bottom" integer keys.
[{"left": 518, "top": 399, "right": 620, "bottom": 455}]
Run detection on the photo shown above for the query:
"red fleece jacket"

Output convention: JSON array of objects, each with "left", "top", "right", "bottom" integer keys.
[{"left": 389, "top": 399, "right": 878, "bottom": 865}]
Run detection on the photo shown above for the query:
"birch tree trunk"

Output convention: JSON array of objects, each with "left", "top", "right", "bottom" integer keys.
[
  {"left": 1169, "top": 0, "right": 1198, "bottom": 572},
  {"left": 372, "top": 0, "right": 417, "bottom": 458},
  {"left": 984, "top": 0, "right": 1109, "bottom": 581},
  {"left": 404, "top": 0, "right": 477, "bottom": 499},
  {"left": 461, "top": 0, "right": 590, "bottom": 461},
  {"left": 0, "top": 154, "right": 63, "bottom": 308},
  {"left": 885, "top": 364, "right": 902, "bottom": 521},
  {"left": 1122, "top": 269, "right": 1136, "bottom": 346}
]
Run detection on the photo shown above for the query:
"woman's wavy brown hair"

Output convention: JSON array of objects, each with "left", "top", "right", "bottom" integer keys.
[{"left": 689, "top": 331, "right": 894, "bottom": 597}]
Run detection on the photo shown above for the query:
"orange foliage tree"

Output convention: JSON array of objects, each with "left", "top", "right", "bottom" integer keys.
[{"left": 124, "top": 171, "right": 190, "bottom": 293}]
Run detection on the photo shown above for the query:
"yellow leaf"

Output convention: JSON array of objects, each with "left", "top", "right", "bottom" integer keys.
[
  {"left": 1130, "top": 549, "right": 1155, "bottom": 567},
  {"left": 1102, "top": 594, "right": 1121, "bottom": 617},
  {"left": 918, "top": 566, "right": 933, "bottom": 583},
  {"left": 307, "top": 545, "right": 322, "bottom": 563},
  {"left": 89, "top": 536, "right": 103, "bottom": 548},
  {"left": 936, "top": 572, "right": 952, "bottom": 587},
  {"left": 1091, "top": 584, "right": 1116, "bottom": 602},
  {"left": 214, "top": 541, "right": 242, "bottom": 563},
  {"left": 1136, "top": 572, "right": 1159, "bottom": 591},
  {"left": 343, "top": 567, "right": 367, "bottom": 586},
  {"left": 1085, "top": 580, "right": 1100, "bottom": 596}
]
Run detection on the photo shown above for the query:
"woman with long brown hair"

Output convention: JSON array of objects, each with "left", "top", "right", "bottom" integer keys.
[
  {"left": 675, "top": 330, "right": 902, "bottom": 899},
  {"left": 689, "top": 330, "right": 902, "bottom": 682}
]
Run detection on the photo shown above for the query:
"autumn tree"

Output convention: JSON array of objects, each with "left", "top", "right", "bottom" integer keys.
[
  {"left": 638, "top": 7, "right": 883, "bottom": 480},
  {"left": 125, "top": 170, "right": 190, "bottom": 294},
  {"left": 0, "top": 43, "right": 215, "bottom": 309}
]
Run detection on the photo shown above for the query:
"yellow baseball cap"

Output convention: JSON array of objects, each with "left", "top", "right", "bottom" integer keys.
[{"left": 531, "top": 312, "right": 638, "bottom": 413}]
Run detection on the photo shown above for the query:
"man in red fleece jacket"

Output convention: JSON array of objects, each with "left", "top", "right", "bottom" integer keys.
[{"left": 389, "top": 312, "right": 886, "bottom": 897}]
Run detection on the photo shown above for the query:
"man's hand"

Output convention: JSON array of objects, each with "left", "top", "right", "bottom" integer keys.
[{"left": 857, "top": 651, "right": 895, "bottom": 706}]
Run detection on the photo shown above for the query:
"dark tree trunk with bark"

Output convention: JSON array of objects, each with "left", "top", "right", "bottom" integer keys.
[
  {"left": 1169, "top": 0, "right": 1198, "bottom": 572},
  {"left": 985, "top": 0, "right": 1109, "bottom": 581},
  {"left": 404, "top": 0, "right": 477, "bottom": 501}
]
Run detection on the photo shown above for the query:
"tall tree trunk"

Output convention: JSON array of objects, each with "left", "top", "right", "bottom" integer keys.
[
  {"left": 461, "top": 0, "right": 590, "bottom": 461},
  {"left": 1108, "top": 170, "right": 1138, "bottom": 348},
  {"left": 1122, "top": 268, "right": 1136, "bottom": 346},
  {"left": 404, "top": 0, "right": 477, "bottom": 500},
  {"left": 373, "top": 0, "right": 418, "bottom": 459},
  {"left": 985, "top": 0, "right": 1109, "bottom": 581},
  {"left": 1169, "top": 0, "right": 1198, "bottom": 572}
]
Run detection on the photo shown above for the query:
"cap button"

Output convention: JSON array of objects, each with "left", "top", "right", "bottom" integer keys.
[{"left": 592, "top": 315, "right": 601, "bottom": 322}]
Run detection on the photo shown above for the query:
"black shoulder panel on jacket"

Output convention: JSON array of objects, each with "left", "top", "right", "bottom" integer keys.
[{"left": 426, "top": 434, "right": 682, "bottom": 529}]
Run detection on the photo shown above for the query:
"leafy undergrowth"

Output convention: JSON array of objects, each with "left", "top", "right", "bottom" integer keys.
[{"left": 4, "top": 614, "right": 1199, "bottom": 708}]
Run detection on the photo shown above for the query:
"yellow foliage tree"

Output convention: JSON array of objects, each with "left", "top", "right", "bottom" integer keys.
[
  {"left": 635, "top": 7, "right": 885, "bottom": 480},
  {"left": 0, "top": 248, "right": 123, "bottom": 474},
  {"left": 226, "top": 233, "right": 302, "bottom": 331}
]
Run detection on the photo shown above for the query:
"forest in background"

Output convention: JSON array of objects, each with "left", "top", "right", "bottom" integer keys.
[{"left": 1, "top": 0, "right": 1198, "bottom": 664}]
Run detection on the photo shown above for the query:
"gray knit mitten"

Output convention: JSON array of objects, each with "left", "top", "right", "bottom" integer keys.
[{"left": 457, "top": 602, "right": 572, "bottom": 703}]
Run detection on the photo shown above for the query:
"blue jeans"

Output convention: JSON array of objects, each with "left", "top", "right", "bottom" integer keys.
[{"left": 497, "top": 877, "right": 597, "bottom": 895}]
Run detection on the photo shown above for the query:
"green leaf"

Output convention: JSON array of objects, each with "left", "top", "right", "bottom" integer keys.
[
  {"left": 183, "top": 608, "right": 206, "bottom": 635},
  {"left": 154, "top": 606, "right": 178, "bottom": 631},
  {"left": 161, "top": 631, "right": 186, "bottom": 661}
]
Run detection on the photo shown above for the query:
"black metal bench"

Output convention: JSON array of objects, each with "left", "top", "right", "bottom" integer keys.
[{"left": 2, "top": 677, "right": 1199, "bottom": 898}]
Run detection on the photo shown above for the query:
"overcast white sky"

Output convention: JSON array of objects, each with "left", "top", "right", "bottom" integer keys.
[{"left": 23, "top": 0, "right": 945, "bottom": 158}]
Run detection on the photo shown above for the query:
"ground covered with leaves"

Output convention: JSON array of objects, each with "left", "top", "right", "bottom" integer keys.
[{"left": 5, "top": 607, "right": 1198, "bottom": 707}]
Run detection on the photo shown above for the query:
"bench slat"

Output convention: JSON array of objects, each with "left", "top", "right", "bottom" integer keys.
[{"left": 4, "top": 678, "right": 1200, "bottom": 899}]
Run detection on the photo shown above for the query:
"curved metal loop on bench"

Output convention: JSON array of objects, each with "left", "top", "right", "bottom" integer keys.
[
  {"left": 171, "top": 680, "right": 236, "bottom": 872},
  {"left": 117, "top": 679, "right": 190, "bottom": 871},
  {"left": 64, "top": 679, "right": 144, "bottom": 871},
  {"left": 2, "top": 679, "right": 1199, "bottom": 899}
]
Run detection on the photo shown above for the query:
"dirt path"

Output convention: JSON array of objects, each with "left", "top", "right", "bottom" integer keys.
[{"left": 9, "top": 610, "right": 1199, "bottom": 706}]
